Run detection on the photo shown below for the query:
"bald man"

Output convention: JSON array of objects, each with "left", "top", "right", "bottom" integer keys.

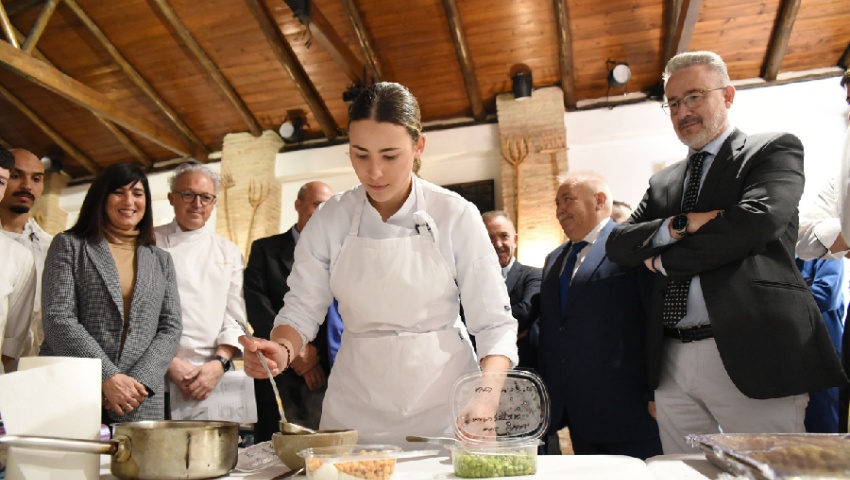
[
  {"left": 244, "top": 181, "right": 339, "bottom": 442},
  {"left": 0, "top": 149, "right": 52, "bottom": 359}
]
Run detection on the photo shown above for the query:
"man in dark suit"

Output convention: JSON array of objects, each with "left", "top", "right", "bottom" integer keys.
[
  {"left": 482, "top": 211, "right": 541, "bottom": 370},
  {"left": 539, "top": 173, "right": 661, "bottom": 459},
  {"left": 606, "top": 51, "right": 846, "bottom": 453},
  {"left": 244, "top": 181, "right": 335, "bottom": 442}
]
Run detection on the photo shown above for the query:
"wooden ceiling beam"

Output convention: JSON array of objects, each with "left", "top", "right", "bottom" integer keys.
[
  {"left": 762, "top": 0, "right": 800, "bottom": 81},
  {"left": 245, "top": 0, "right": 338, "bottom": 139},
  {"left": 12, "top": 25, "right": 152, "bottom": 167},
  {"left": 840, "top": 44, "right": 850, "bottom": 70},
  {"left": 0, "top": 135, "right": 12, "bottom": 149},
  {"left": 670, "top": 0, "right": 701, "bottom": 58},
  {"left": 442, "top": 0, "right": 485, "bottom": 122},
  {"left": 0, "top": 83, "right": 99, "bottom": 173},
  {"left": 0, "top": 1, "right": 20, "bottom": 48},
  {"left": 63, "top": 0, "right": 206, "bottom": 158},
  {"left": 21, "top": 0, "right": 58, "bottom": 54},
  {"left": 554, "top": 0, "right": 577, "bottom": 110},
  {"left": 341, "top": 0, "right": 381, "bottom": 82},
  {"left": 286, "top": 0, "right": 364, "bottom": 84},
  {"left": 0, "top": 39, "right": 201, "bottom": 159},
  {"left": 149, "top": 0, "right": 262, "bottom": 136}
]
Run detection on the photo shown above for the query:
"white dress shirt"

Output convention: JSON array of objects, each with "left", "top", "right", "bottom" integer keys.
[
  {"left": 559, "top": 218, "right": 609, "bottom": 279},
  {"left": 154, "top": 221, "right": 245, "bottom": 364},
  {"left": 798, "top": 176, "right": 848, "bottom": 260},
  {"left": 275, "top": 175, "right": 518, "bottom": 364},
  {"left": 2, "top": 218, "right": 51, "bottom": 356},
  {"left": 0, "top": 234, "right": 36, "bottom": 370}
]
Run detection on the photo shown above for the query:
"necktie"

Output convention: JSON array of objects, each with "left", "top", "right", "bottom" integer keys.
[
  {"left": 559, "top": 241, "right": 588, "bottom": 312},
  {"left": 661, "top": 151, "right": 708, "bottom": 327}
]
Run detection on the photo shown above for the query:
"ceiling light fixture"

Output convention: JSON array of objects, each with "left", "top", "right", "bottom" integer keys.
[
  {"left": 279, "top": 110, "right": 308, "bottom": 143},
  {"left": 606, "top": 60, "right": 632, "bottom": 109},
  {"left": 510, "top": 64, "right": 533, "bottom": 100}
]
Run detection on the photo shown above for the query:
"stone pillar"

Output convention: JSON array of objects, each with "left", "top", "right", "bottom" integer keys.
[
  {"left": 495, "top": 86, "right": 568, "bottom": 266},
  {"left": 218, "top": 130, "right": 284, "bottom": 257},
  {"left": 32, "top": 171, "right": 70, "bottom": 235}
]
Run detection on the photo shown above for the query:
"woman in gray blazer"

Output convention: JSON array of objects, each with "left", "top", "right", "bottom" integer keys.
[{"left": 41, "top": 163, "right": 181, "bottom": 423}]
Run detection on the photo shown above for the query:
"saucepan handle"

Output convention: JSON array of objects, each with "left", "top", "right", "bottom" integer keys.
[{"left": 0, "top": 434, "right": 120, "bottom": 457}]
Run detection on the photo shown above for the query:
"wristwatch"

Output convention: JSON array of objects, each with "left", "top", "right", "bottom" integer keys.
[
  {"left": 671, "top": 214, "right": 689, "bottom": 237},
  {"left": 213, "top": 355, "right": 232, "bottom": 372}
]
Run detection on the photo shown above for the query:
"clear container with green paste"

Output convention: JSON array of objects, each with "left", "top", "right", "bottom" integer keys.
[{"left": 449, "top": 370, "right": 550, "bottom": 478}]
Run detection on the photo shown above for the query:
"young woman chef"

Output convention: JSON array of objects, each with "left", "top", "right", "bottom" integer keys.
[{"left": 240, "top": 82, "right": 518, "bottom": 447}]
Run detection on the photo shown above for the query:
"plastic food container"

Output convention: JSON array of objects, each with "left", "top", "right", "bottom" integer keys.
[
  {"left": 450, "top": 441, "right": 540, "bottom": 478},
  {"left": 298, "top": 444, "right": 401, "bottom": 480},
  {"left": 449, "top": 370, "right": 549, "bottom": 478}
]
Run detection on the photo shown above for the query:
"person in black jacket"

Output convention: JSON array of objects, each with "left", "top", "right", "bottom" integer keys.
[{"left": 244, "top": 181, "right": 335, "bottom": 442}]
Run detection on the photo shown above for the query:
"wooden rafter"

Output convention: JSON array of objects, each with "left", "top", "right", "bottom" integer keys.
[
  {"left": 0, "top": 83, "right": 99, "bottom": 173},
  {"left": 0, "top": 1, "right": 19, "bottom": 48},
  {"left": 0, "top": 40, "right": 201, "bottom": 158},
  {"left": 662, "top": 0, "right": 680, "bottom": 65},
  {"left": 554, "top": 0, "right": 577, "bottom": 110},
  {"left": 11, "top": 24, "right": 151, "bottom": 167},
  {"left": 21, "top": 0, "right": 58, "bottom": 54},
  {"left": 63, "top": 0, "right": 207, "bottom": 157},
  {"left": 286, "top": 0, "right": 364, "bottom": 84},
  {"left": 669, "top": 0, "right": 701, "bottom": 59},
  {"left": 245, "top": 0, "right": 338, "bottom": 139},
  {"left": 0, "top": 135, "right": 12, "bottom": 149},
  {"left": 149, "top": 0, "right": 262, "bottom": 136},
  {"left": 341, "top": 0, "right": 381, "bottom": 81},
  {"left": 841, "top": 44, "right": 850, "bottom": 70},
  {"left": 442, "top": 0, "right": 484, "bottom": 121},
  {"left": 762, "top": 0, "right": 800, "bottom": 81}
]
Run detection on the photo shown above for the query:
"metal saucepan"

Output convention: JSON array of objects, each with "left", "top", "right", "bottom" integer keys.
[{"left": 0, "top": 420, "right": 239, "bottom": 480}]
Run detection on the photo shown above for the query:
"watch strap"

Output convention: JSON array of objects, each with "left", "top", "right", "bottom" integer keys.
[{"left": 213, "top": 355, "right": 232, "bottom": 371}]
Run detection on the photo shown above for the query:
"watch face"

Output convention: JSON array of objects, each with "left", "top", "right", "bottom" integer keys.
[{"left": 673, "top": 214, "right": 688, "bottom": 232}]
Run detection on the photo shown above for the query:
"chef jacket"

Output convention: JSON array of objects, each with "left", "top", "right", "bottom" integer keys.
[
  {"left": 275, "top": 175, "right": 519, "bottom": 366},
  {"left": 2, "top": 218, "right": 52, "bottom": 356},
  {"left": 154, "top": 221, "right": 245, "bottom": 363},
  {"left": 0, "top": 234, "right": 36, "bottom": 368}
]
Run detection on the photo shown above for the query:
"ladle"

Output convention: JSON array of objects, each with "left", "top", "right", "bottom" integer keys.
[{"left": 234, "top": 319, "right": 317, "bottom": 435}]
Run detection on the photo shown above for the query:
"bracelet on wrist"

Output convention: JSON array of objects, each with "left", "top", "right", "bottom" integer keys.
[{"left": 279, "top": 342, "right": 292, "bottom": 369}]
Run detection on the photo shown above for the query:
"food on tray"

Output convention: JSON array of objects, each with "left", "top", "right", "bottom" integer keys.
[
  {"left": 688, "top": 433, "right": 850, "bottom": 479},
  {"left": 303, "top": 448, "right": 397, "bottom": 480},
  {"left": 452, "top": 450, "right": 536, "bottom": 478}
]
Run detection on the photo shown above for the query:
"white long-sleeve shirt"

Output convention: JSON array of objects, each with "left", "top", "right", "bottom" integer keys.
[
  {"left": 0, "top": 234, "right": 36, "bottom": 370},
  {"left": 798, "top": 176, "right": 848, "bottom": 260},
  {"left": 2, "top": 218, "right": 51, "bottom": 356},
  {"left": 154, "top": 221, "right": 245, "bottom": 364},
  {"left": 274, "top": 176, "right": 519, "bottom": 365}
]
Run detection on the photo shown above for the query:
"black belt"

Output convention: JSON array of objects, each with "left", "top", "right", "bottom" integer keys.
[{"left": 663, "top": 324, "right": 713, "bottom": 343}]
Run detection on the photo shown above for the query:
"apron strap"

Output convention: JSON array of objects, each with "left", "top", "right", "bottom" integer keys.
[{"left": 348, "top": 191, "right": 367, "bottom": 236}]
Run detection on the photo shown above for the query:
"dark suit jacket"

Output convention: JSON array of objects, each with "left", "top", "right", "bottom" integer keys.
[
  {"left": 244, "top": 228, "right": 329, "bottom": 431},
  {"left": 539, "top": 221, "right": 658, "bottom": 444},
  {"left": 41, "top": 233, "right": 182, "bottom": 422},
  {"left": 606, "top": 129, "right": 846, "bottom": 399},
  {"left": 506, "top": 261, "right": 541, "bottom": 370}
]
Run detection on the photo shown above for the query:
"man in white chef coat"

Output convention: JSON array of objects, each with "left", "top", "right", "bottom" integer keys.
[
  {"left": 0, "top": 148, "right": 52, "bottom": 362},
  {"left": 0, "top": 145, "right": 37, "bottom": 374},
  {"left": 155, "top": 162, "right": 250, "bottom": 420}
]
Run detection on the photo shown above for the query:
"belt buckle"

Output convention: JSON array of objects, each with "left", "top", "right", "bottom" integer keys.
[{"left": 678, "top": 328, "right": 694, "bottom": 343}]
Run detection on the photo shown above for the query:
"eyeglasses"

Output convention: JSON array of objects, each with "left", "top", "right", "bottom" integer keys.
[
  {"left": 661, "top": 86, "right": 727, "bottom": 115},
  {"left": 174, "top": 190, "right": 216, "bottom": 206}
]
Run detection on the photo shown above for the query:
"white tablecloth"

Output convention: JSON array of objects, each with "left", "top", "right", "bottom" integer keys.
[
  {"left": 645, "top": 454, "right": 727, "bottom": 480},
  {"left": 99, "top": 453, "right": 658, "bottom": 479}
]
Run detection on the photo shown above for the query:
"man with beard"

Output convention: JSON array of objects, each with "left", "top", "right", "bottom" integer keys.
[
  {"left": 481, "top": 211, "right": 541, "bottom": 370},
  {"left": 606, "top": 51, "right": 846, "bottom": 453},
  {"left": 0, "top": 148, "right": 52, "bottom": 359},
  {"left": 0, "top": 146, "right": 36, "bottom": 373}
]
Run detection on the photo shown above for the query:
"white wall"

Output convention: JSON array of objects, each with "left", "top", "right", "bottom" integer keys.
[{"left": 58, "top": 77, "right": 849, "bottom": 263}]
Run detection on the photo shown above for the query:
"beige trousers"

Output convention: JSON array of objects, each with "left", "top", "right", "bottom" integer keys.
[{"left": 655, "top": 337, "right": 808, "bottom": 454}]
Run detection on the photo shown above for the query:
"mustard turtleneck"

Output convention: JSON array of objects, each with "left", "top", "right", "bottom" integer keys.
[{"left": 103, "top": 224, "right": 139, "bottom": 332}]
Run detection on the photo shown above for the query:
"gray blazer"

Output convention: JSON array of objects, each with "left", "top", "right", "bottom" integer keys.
[{"left": 41, "top": 232, "right": 182, "bottom": 422}]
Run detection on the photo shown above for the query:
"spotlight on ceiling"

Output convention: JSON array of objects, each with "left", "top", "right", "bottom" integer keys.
[
  {"left": 607, "top": 60, "right": 632, "bottom": 88},
  {"left": 40, "top": 148, "right": 63, "bottom": 172},
  {"left": 279, "top": 110, "right": 308, "bottom": 143},
  {"left": 343, "top": 82, "right": 367, "bottom": 105},
  {"left": 509, "top": 64, "right": 533, "bottom": 100}
]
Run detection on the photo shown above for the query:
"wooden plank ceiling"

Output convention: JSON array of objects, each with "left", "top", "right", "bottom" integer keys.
[{"left": 0, "top": 0, "right": 847, "bottom": 179}]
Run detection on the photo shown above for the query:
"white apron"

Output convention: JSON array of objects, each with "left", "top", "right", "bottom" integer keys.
[{"left": 322, "top": 187, "right": 479, "bottom": 447}]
